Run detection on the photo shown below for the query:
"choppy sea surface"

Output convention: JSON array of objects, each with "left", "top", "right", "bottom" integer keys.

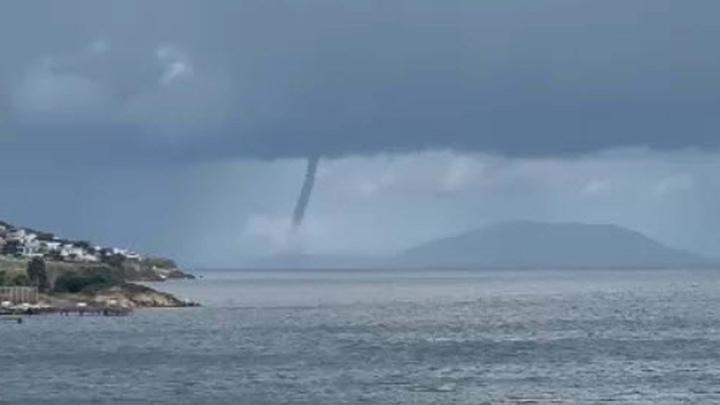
[{"left": 4, "top": 269, "right": 720, "bottom": 404}]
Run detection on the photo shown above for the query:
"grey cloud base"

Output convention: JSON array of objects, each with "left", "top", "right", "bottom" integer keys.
[{"left": 2, "top": 0, "right": 720, "bottom": 162}]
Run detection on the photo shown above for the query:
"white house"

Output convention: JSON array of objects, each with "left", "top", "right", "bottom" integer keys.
[
  {"left": 17, "top": 240, "right": 43, "bottom": 258},
  {"left": 60, "top": 245, "right": 99, "bottom": 262},
  {"left": 109, "top": 247, "right": 142, "bottom": 260},
  {"left": 41, "top": 241, "right": 62, "bottom": 252},
  {"left": 7, "top": 229, "right": 35, "bottom": 243}
]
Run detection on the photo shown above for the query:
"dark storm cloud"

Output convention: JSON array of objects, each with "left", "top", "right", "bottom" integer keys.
[{"left": 2, "top": 0, "right": 720, "bottom": 162}]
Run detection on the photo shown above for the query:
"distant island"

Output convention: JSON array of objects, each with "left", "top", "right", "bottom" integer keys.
[
  {"left": 0, "top": 220, "right": 195, "bottom": 311},
  {"left": 397, "top": 220, "right": 714, "bottom": 269},
  {"left": 251, "top": 221, "right": 715, "bottom": 270}
]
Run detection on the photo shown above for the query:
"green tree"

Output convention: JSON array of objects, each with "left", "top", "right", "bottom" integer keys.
[
  {"left": 27, "top": 258, "right": 49, "bottom": 292},
  {"left": 54, "top": 273, "right": 112, "bottom": 293}
]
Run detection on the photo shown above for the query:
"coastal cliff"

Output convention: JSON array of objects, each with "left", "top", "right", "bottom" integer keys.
[
  {"left": 0, "top": 221, "right": 196, "bottom": 309},
  {"left": 0, "top": 257, "right": 196, "bottom": 309},
  {"left": 47, "top": 283, "right": 193, "bottom": 309}
]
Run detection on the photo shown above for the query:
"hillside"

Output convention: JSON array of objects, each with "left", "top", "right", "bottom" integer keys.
[
  {"left": 397, "top": 221, "right": 713, "bottom": 269},
  {"left": 0, "top": 220, "right": 195, "bottom": 309}
]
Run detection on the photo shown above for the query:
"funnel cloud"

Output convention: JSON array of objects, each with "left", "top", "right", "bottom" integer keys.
[{"left": 292, "top": 156, "right": 320, "bottom": 230}]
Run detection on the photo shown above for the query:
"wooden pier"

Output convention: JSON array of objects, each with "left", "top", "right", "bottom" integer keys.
[
  {"left": 1, "top": 306, "right": 132, "bottom": 317},
  {"left": 55, "top": 306, "right": 132, "bottom": 316}
]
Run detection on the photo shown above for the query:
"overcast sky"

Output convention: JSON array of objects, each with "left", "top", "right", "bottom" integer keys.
[{"left": 2, "top": 1, "right": 720, "bottom": 267}]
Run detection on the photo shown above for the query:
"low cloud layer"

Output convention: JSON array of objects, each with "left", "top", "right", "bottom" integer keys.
[
  {"left": 3, "top": 2, "right": 720, "bottom": 266},
  {"left": 2, "top": 1, "right": 720, "bottom": 162},
  {"left": 1, "top": 148, "right": 719, "bottom": 266}
]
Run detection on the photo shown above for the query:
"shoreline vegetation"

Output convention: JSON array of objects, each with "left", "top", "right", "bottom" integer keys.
[
  {"left": 0, "top": 221, "right": 197, "bottom": 313},
  {"left": 0, "top": 256, "right": 198, "bottom": 313}
]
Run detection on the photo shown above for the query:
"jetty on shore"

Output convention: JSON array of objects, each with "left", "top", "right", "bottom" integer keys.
[
  {"left": 1, "top": 286, "right": 133, "bottom": 318},
  {"left": 1, "top": 304, "right": 132, "bottom": 317},
  {"left": 55, "top": 306, "right": 132, "bottom": 316}
]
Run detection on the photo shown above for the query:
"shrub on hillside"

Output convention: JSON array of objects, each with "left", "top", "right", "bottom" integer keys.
[{"left": 53, "top": 273, "right": 114, "bottom": 294}]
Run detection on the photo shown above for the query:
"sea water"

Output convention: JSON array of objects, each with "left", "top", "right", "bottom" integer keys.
[{"left": 3, "top": 269, "right": 720, "bottom": 404}]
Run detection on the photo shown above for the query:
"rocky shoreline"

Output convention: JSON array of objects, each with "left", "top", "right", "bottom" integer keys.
[
  {"left": 51, "top": 282, "right": 198, "bottom": 309},
  {"left": 0, "top": 220, "right": 199, "bottom": 312},
  {"left": 1, "top": 257, "right": 198, "bottom": 312},
  {"left": 1, "top": 282, "right": 198, "bottom": 316},
  {"left": 0, "top": 221, "right": 196, "bottom": 308}
]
